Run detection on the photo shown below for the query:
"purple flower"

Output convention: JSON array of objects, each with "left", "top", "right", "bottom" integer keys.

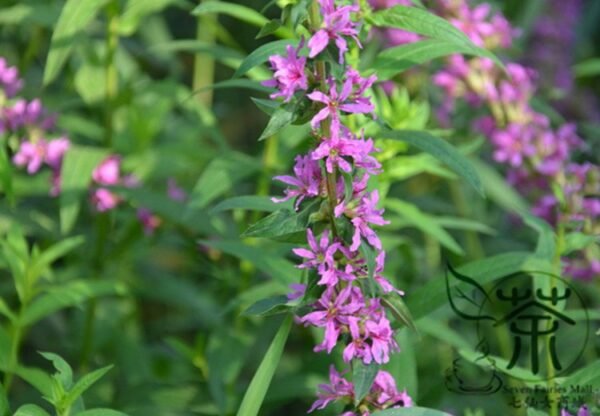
[
  {"left": 346, "top": 190, "right": 389, "bottom": 252},
  {"left": 167, "top": 178, "right": 187, "bottom": 201},
  {"left": 263, "top": 42, "right": 308, "bottom": 102},
  {"left": 370, "top": 370, "right": 413, "bottom": 408},
  {"left": 308, "top": 77, "right": 374, "bottom": 131},
  {"left": 13, "top": 139, "right": 47, "bottom": 174},
  {"left": 365, "top": 314, "right": 397, "bottom": 364},
  {"left": 561, "top": 405, "right": 591, "bottom": 416},
  {"left": 287, "top": 283, "right": 306, "bottom": 301},
  {"left": 91, "top": 188, "right": 120, "bottom": 212},
  {"left": 300, "top": 285, "right": 363, "bottom": 353},
  {"left": 45, "top": 137, "right": 70, "bottom": 170},
  {"left": 92, "top": 155, "right": 121, "bottom": 186},
  {"left": 308, "top": 0, "right": 360, "bottom": 63},
  {"left": 343, "top": 316, "right": 373, "bottom": 364},
  {"left": 308, "top": 365, "right": 354, "bottom": 413},
  {"left": 272, "top": 154, "right": 322, "bottom": 209},
  {"left": 0, "top": 57, "right": 23, "bottom": 98},
  {"left": 138, "top": 208, "right": 161, "bottom": 235},
  {"left": 490, "top": 124, "right": 537, "bottom": 167}
]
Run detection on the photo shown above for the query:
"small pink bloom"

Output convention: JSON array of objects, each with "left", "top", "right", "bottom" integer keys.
[{"left": 92, "top": 156, "right": 121, "bottom": 186}]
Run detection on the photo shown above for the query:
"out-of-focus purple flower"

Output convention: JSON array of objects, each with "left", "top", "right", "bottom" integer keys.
[
  {"left": 91, "top": 188, "right": 120, "bottom": 212},
  {"left": 308, "top": 0, "right": 360, "bottom": 63},
  {"left": 138, "top": 208, "right": 162, "bottom": 235},
  {"left": 490, "top": 124, "right": 537, "bottom": 167},
  {"left": 561, "top": 405, "right": 592, "bottom": 416},
  {"left": 167, "top": 178, "right": 187, "bottom": 201},
  {"left": 272, "top": 154, "right": 322, "bottom": 210},
  {"left": 0, "top": 57, "right": 23, "bottom": 98},
  {"left": 45, "top": 137, "right": 70, "bottom": 170},
  {"left": 263, "top": 41, "right": 308, "bottom": 102},
  {"left": 92, "top": 155, "right": 121, "bottom": 186},
  {"left": 287, "top": 283, "right": 306, "bottom": 301},
  {"left": 13, "top": 139, "right": 47, "bottom": 174}
]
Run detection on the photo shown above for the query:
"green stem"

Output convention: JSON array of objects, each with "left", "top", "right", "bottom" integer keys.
[
  {"left": 3, "top": 316, "right": 24, "bottom": 391},
  {"left": 193, "top": 0, "right": 216, "bottom": 107},
  {"left": 309, "top": 2, "right": 339, "bottom": 237},
  {"left": 104, "top": 1, "right": 119, "bottom": 147},
  {"left": 546, "top": 223, "right": 565, "bottom": 416}
]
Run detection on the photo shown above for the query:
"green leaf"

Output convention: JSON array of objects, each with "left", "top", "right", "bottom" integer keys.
[
  {"left": 14, "top": 404, "right": 51, "bottom": 416},
  {"left": 562, "top": 360, "right": 600, "bottom": 389},
  {"left": 0, "top": 299, "right": 16, "bottom": 323},
  {"left": 243, "top": 199, "right": 321, "bottom": 241},
  {"left": 119, "top": 0, "right": 182, "bottom": 36},
  {"left": 29, "top": 235, "right": 85, "bottom": 281},
  {"left": 60, "top": 146, "right": 109, "bottom": 234},
  {"left": 39, "top": 352, "right": 73, "bottom": 389},
  {"left": 211, "top": 195, "right": 290, "bottom": 214},
  {"left": 192, "top": 79, "right": 273, "bottom": 95},
  {"left": 0, "top": 382, "right": 9, "bottom": 416},
  {"left": 563, "top": 232, "right": 599, "bottom": 255},
  {"left": 574, "top": 58, "right": 600, "bottom": 78},
  {"left": 352, "top": 361, "right": 379, "bottom": 405},
  {"left": 234, "top": 40, "right": 298, "bottom": 78},
  {"left": 256, "top": 19, "right": 282, "bottom": 39},
  {"left": 187, "top": 152, "right": 260, "bottom": 210},
  {"left": 14, "top": 366, "right": 54, "bottom": 397},
  {"left": 44, "top": 0, "right": 109, "bottom": 85},
  {"left": 0, "top": 145, "right": 14, "bottom": 205},
  {"left": 471, "top": 157, "right": 528, "bottom": 214},
  {"left": 236, "top": 315, "right": 292, "bottom": 416},
  {"left": 386, "top": 199, "right": 464, "bottom": 255},
  {"left": 371, "top": 407, "right": 452, "bottom": 416},
  {"left": 527, "top": 409, "right": 549, "bottom": 416},
  {"left": 192, "top": 1, "right": 268, "bottom": 26},
  {"left": 378, "top": 129, "right": 484, "bottom": 196},
  {"left": 368, "top": 5, "right": 503, "bottom": 69},
  {"left": 382, "top": 294, "right": 417, "bottom": 332},
  {"left": 243, "top": 295, "right": 290, "bottom": 316},
  {"left": 75, "top": 410, "right": 130, "bottom": 416},
  {"left": 198, "top": 240, "right": 298, "bottom": 285},
  {"left": 434, "top": 217, "right": 495, "bottom": 235},
  {"left": 60, "top": 365, "right": 113, "bottom": 410},
  {"left": 406, "top": 252, "right": 551, "bottom": 319},
  {"left": 22, "top": 280, "right": 126, "bottom": 326},
  {"left": 521, "top": 212, "right": 555, "bottom": 260},
  {"left": 373, "top": 39, "right": 497, "bottom": 79},
  {"left": 258, "top": 105, "right": 297, "bottom": 141}
]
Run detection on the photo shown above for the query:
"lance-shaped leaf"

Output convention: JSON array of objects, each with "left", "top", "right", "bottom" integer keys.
[
  {"left": 243, "top": 295, "right": 290, "bottom": 316},
  {"left": 378, "top": 129, "right": 484, "bottom": 196},
  {"left": 243, "top": 198, "right": 322, "bottom": 241},
  {"left": 445, "top": 261, "right": 494, "bottom": 322},
  {"left": 353, "top": 361, "right": 379, "bottom": 405},
  {"left": 236, "top": 315, "right": 292, "bottom": 416},
  {"left": 367, "top": 5, "right": 504, "bottom": 70}
]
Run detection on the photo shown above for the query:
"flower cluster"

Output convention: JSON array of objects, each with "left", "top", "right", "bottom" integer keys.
[
  {"left": 310, "top": 366, "right": 413, "bottom": 414},
  {"left": 379, "top": 1, "right": 599, "bottom": 280},
  {"left": 268, "top": 1, "right": 412, "bottom": 413},
  {"left": 561, "top": 405, "right": 591, "bottom": 416},
  {"left": 1, "top": 56, "right": 186, "bottom": 236}
]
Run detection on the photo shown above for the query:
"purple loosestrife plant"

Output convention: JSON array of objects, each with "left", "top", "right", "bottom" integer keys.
[
  {"left": 1, "top": 57, "right": 70, "bottom": 197},
  {"left": 265, "top": 0, "right": 414, "bottom": 413},
  {"left": 387, "top": 0, "right": 600, "bottom": 281}
]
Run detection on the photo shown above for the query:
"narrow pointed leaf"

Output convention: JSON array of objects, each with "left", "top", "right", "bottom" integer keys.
[{"left": 236, "top": 315, "right": 292, "bottom": 416}]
